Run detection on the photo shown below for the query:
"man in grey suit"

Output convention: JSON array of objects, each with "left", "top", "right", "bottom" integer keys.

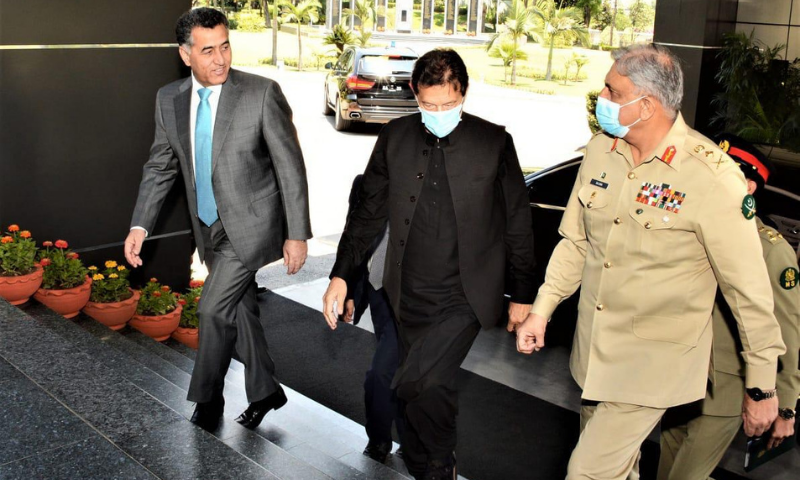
[{"left": 124, "top": 8, "right": 312, "bottom": 431}]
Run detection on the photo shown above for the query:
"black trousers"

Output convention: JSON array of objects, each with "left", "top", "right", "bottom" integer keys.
[
  {"left": 393, "top": 304, "right": 481, "bottom": 476},
  {"left": 186, "top": 220, "right": 281, "bottom": 404},
  {"left": 364, "top": 285, "right": 405, "bottom": 444}
]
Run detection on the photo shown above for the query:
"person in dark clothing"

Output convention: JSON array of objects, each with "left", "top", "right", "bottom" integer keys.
[
  {"left": 342, "top": 175, "right": 405, "bottom": 463},
  {"left": 323, "top": 49, "right": 536, "bottom": 480}
]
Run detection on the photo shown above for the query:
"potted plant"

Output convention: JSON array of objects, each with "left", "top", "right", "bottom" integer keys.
[
  {"left": 171, "top": 279, "right": 203, "bottom": 349},
  {"left": 82, "top": 260, "right": 139, "bottom": 330},
  {"left": 33, "top": 240, "right": 90, "bottom": 318},
  {"left": 130, "top": 277, "right": 181, "bottom": 342},
  {"left": 0, "top": 224, "right": 42, "bottom": 305}
]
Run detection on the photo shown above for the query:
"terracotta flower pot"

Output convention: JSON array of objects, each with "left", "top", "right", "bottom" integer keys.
[
  {"left": 82, "top": 289, "right": 140, "bottom": 330},
  {"left": 171, "top": 326, "right": 199, "bottom": 350},
  {"left": 0, "top": 265, "right": 43, "bottom": 305},
  {"left": 130, "top": 304, "right": 182, "bottom": 342},
  {"left": 34, "top": 276, "right": 92, "bottom": 319}
]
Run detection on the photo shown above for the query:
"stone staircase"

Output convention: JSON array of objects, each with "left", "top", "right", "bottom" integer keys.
[{"left": 0, "top": 298, "right": 412, "bottom": 480}]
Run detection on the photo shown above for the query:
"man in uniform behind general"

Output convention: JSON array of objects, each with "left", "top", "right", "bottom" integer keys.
[{"left": 514, "top": 44, "right": 786, "bottom": 480}]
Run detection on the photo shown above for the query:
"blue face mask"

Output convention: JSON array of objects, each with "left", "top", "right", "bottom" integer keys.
[
  {"left": 419, "top": 102, "right": 463, "bottom": 138},
  {"left": 595, "top": 96, "right": 646, "bottom": 138}
]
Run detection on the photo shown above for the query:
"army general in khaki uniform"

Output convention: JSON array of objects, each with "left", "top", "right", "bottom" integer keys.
[
  {"left": 657, "top": 134, "right": 800, "bottom": 480},
  {"left": 514, "top": 44, "right": 786, "bottom": 480}
]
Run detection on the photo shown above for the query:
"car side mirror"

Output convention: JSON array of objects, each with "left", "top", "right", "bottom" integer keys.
[{"left": 324, "top": 62, "right": 333, "bottom": 70}]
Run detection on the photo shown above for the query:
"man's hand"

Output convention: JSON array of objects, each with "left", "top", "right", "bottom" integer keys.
[
  {"left": 283, "top": 239, "right": 308, "bottom": 275},
  {"left": 322, "top": 277, "right": 347, "bottom": 330},
  {"left": 507, "top": 302, "right": 532, "bottom": 332},
  {"left": 343, "top": 299, "right": 355, "bottom": 324},
  {"left": 742, "top": 394, "right": 779, "bottom": 437},
  {"left": 766, "top": 415, "right": 795, "bottom": 450},
  {"left": 124, "top": 229, "right": 146, "bottom": 268},
  {"left": 516, "top": 313, "right": 548, "bottom": 354}
]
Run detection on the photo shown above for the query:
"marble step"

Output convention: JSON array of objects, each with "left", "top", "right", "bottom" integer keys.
[
  {"left": 71, "top": 312, "right": 408, "bottom": 480},
  {"left": 1, "top": 301, "right": 278, "bottom": 479}
]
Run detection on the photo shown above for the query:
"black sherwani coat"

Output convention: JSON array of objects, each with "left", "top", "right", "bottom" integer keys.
[{"left": 331, "top": 113, "right": 535, "bottom": 329}]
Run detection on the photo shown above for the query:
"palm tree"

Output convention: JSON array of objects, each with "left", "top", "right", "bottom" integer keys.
[
  {"left": 279, "top": 0, "right": 322, "bottom": 71},
  {"left": 488, "top": 39, "right": 528, "bottom": 83},
  {"left": 486, "top": 0, "right": 541, "bottom": 85},
  {"left": 533, "top": 0, "right": 588, "bottom": 82},
  {"left": 343, "top": 0, "right": 376, "bottom": 31}
]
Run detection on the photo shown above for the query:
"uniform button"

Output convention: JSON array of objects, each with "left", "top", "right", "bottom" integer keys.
[
  {"left": 644, "top": 221, "right": 652, "bottom": 229},
  {"left": 636, "top": 209, "right": 643, "bottom": 215},
  {"left": 627, "top": 172, "right": 636, "bottom": 179},
  {"left": 596, "top": 304, "right": 604, "bottom": 311},
  {"left": 404, "top": 219, "right": 410, "bottom": 225},
  {"left": 587, "top": 202, "right": 594, "bottom": 209},
  {"left": 417, "top": 172, "right": 424, "bottom": 179},
  {"left": 614, "top": 217, "right": 622, "bottom": 224},
  {"left": 399, "top": 240, "right": 405, "bottom": 246},
  {"left": 410, "top": 196, "right": 416, "bottom": 202},
  {"left": 604, "top": 262, "right": 612, "bottom": 268}
]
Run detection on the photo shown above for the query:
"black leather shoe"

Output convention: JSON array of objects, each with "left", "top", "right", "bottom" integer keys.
[
  {"left": 256, "top": 286, "right": 268, "bottom": 294},
  {"left": 421, "top": 452, "right": 456, "bottom": 480},
  {"left": 190, "top": 396, "right": 225, "bottom": 431},
  {"left": 363, "top": 440, "right": 392, "bottom": 463},
  {"left": 235, "top": 389, "right": 287, "bottom": 429}
]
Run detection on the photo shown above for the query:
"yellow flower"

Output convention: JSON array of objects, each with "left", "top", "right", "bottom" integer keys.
[
  {"left": 88, "top": 266, "right": 98, "bottom": 271},
  {"left": 117, "top": 265, "right": 126, "bottom": 271},
  {"left": 105, "top": 260, "right": 118, "bottom": 269},
  {"left": 109, "top": 273, "right": 119, "bottom": 279},
  {"left": 92, "top": 273, "right": 105, "bottom": 281}
]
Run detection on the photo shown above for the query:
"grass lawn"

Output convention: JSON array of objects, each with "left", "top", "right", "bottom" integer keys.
[{"left": 229, "top": 29, "right": 614, "bottom": 99}]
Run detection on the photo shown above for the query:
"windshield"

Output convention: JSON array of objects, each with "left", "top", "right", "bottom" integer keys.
[{"left": 358, "top": 55, "right": 416, "bottom": 76}]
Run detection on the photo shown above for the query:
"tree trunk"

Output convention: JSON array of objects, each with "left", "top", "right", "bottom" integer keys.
[
  {"left": 271, "top": 1, "right": 279, "bottom": 65},
  {"left": 297, "top": 26, "right": 303, "bottom": 71},
  {"left": 610, "top": 0, "right": 617, "bottom": 47},
  {"left": 495, "top": 0, "right": 500, "bottom": 32},
  {"left": 545, "top": 35, "right": 555, "bottom": 81},
  {"left": 511, "top": 35, "right": 518, "bottom": 85},
  {"left": 262, "top": 0, "right": 271, "bottom": 28}
]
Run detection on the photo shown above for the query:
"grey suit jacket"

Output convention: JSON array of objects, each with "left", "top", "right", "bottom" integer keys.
[{"left": 131, "top": 69, "right": 312, "bottom": 271}]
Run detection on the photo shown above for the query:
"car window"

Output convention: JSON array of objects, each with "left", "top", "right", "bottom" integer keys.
[
  {"left": 527, "top": 160, "right": 582, "bottom": 208},
  {"left": 357, "top": 55, "right": 417, "bottom": 76},
  {"left": 336, "top": 50, "right": 352, "bottom": 71}
]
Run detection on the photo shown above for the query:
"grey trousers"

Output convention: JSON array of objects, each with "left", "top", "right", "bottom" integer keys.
[{"left": 186, "top": 221, "right": 280, "bottom": 404}]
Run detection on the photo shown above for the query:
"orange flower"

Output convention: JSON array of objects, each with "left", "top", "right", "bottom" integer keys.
[
  {"left": 161, "top": 285, "right": 170, "bottom": 292},
  {"left": 54, "top": 240, "right": 68, "bottom": 249},
  {"left": 173, "top": 292, "right": 180, "bottom": 297},
  {"left": 1, "top": 236, "right": 12, "bottom": 244},
  {"left": 178, "top": 299, "right": 187, "bottom": 306},
  {"left": 153, "top": 292, "right": 162, "bottom": 297},
  {"left": 42, "top": 241, "right": 53, "bottom": 247},
  {"left": 194, "top": 296, "right": 201, "bottom": 302},
  {"left": 40, "top": 258, "right": 52, "bottom": 266},
  {"left": 19, "top": 231, "right": 31, "bottom": 239},
  {"left": 189, "top": 279, "right": 205, "bottom": 288},
  {"left": 150, "top": 277, "right": 158, "bottom": 283},
  {"left": 7, "top": 225, "right": 19, "bottom": 232},
  {"left": 67, "top": 252, "right": 79, "bottom": 259}
]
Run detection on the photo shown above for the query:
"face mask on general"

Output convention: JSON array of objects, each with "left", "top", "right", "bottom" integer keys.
[
  {"left": 595, "top": 96, "right": 646, "bottom": 138},
  {"left": 419, "top": 101, "right": 464, "bottom": 138}
]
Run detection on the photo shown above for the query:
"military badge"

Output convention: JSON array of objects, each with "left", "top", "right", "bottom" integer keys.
[
  {"left": 719, "top": 140, "right": 730, "bottom": 153},
  {"left": 780, "top": 267, "right": 797, "bottom": 290},
  {"left": 661, "top": 146, "right": 676, "bottom": 165},
  {"left": 591, "top": 179, "right": 609, "bottom": 189},
  {"left": 635, "top": 182, "right": 686, "bottom": 213},
  {"left": 741, "top": 195, "right": 756, "bottom": 220}
]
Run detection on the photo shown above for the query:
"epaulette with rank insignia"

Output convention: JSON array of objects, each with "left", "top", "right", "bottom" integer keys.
[
  {"left": 684, "top": 136, "right": 734, "bottom": 174},
  {"left": 758, "top": 225, "right": 784, "bottom": 245}
]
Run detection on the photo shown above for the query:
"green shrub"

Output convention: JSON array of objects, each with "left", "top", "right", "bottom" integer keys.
[
  {"left": 231, "top": 9, "right": 266, "bottom": 32},
  {"left": 586, "top": 90, "right": 601, "bottom": 134},
  {"left": 516, "top": 67, "right": 588, "bottom": 82}
]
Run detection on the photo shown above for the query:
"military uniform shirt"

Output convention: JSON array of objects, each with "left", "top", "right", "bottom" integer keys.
[{"left": 531, "top": 114, "right": 785, "bottom": 408}]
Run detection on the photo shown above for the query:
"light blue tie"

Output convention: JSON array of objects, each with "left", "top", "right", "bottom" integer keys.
[{"left": 195, "top": 88, "right": 218, "bottom": 226}]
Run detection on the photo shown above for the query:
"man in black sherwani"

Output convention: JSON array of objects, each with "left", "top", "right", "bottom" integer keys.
[{"left": 322, "top": 49, "right": 536, "bottom": 480}]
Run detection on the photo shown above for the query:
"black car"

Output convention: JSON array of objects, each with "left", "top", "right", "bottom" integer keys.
[{"left": 323, "top": 46, "right": 419, "bottom": 131}]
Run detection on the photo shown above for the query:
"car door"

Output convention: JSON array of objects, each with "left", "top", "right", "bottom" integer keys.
[{"left": 328, "top": 49, "right": 353, "bottom": 107}]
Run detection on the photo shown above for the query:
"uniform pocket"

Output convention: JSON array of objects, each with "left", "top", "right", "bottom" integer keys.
[
  {"left": 578, "top": 185, "right": 610, "bottom": 210},
  {"left": 632, "top": 315, "right": 701, "bottom": 347}
]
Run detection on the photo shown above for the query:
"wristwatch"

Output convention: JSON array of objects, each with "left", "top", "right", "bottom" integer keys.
[
  {"left": 778, "top": 408, "right": 796, "bottom": 420},
  {"left": 745, "top": 387, "right": 777, "bottom": 401}
]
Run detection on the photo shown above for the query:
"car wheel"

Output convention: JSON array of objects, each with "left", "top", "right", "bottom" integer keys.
[
  {"left": 334, "top": 97, "right": 352, "bottom": 132},
  {"left": 322, "top": 85, "right": 333, "bottom": 116}
]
